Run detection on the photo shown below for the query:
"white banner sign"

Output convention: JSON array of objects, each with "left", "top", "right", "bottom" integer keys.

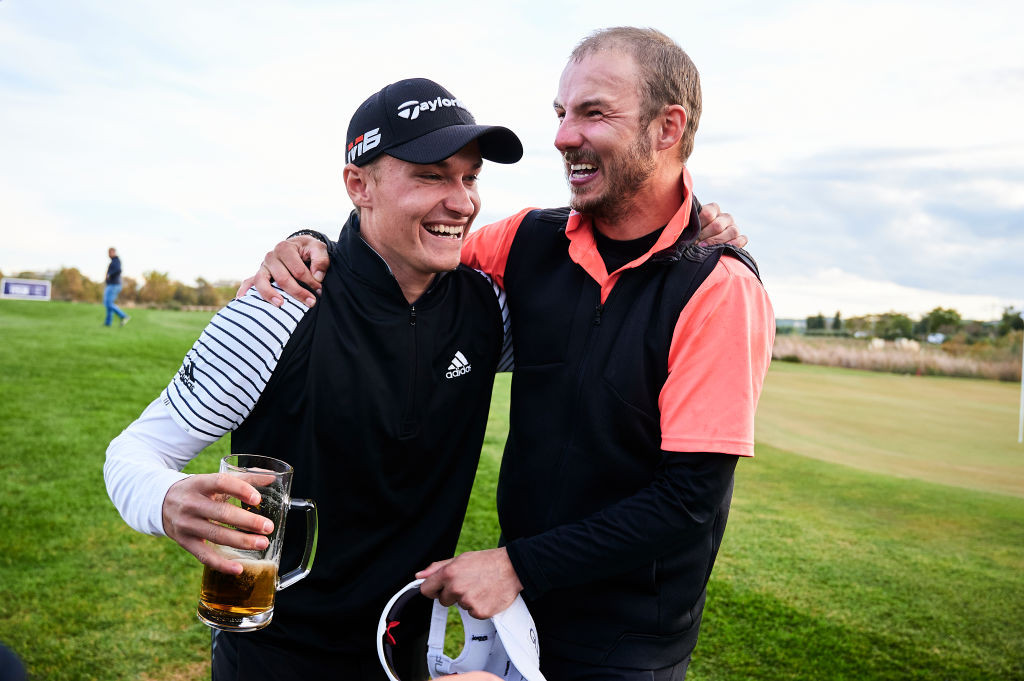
[{"left": 1, "top": 278, "right": 52, "bottom": 301}]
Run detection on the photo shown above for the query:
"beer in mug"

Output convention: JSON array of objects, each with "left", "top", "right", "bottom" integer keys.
[{"left": 196, "top": 454, "right": 317, "bottom": 632}]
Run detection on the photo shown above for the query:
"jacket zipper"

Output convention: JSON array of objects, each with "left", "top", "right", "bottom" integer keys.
[
  {"left": 400, "top": 304, "right": 418, "bottom": 437},
  {"left": 571, "top": 299, "right": 606, "bottom": 418}
]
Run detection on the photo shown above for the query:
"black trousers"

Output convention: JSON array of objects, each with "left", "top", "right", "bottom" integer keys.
[
  {"left": 541, "top": 654, "right": 690, "bottom": 681},
  {"left": 211, "top": 628, "right": 429, "bottom": 681},
  {"left": 211, "top": 629, "right": 688, "bottom": 681}
]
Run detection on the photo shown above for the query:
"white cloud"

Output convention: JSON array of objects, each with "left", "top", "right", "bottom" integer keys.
[{"left": 765, "top": 267, "right": 1022, "bottom": 321}]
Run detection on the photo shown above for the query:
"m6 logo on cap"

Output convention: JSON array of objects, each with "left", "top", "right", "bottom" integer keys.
[
  {"left": 396, "top": 97, "right": 467, "bottom": 121},
  {"left": 347, "top": 128, "right": 381, "bottom": 163}
]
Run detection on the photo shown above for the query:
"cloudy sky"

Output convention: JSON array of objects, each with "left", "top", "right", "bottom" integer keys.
[{"left": 2, "top": 0, "right": 1022, "bottom": 320}]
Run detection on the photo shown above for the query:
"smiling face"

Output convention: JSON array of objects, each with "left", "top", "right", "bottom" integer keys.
[
  {"left": 553, "top": 50, "right": 657, "bottom": 224},
  {"left": 350, "top": 142, "right": 482, "bottom": 302}
]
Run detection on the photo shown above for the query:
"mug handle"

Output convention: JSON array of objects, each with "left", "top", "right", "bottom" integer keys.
[{"left": 278, "top": 498, "right": 317, "bottom": 591}]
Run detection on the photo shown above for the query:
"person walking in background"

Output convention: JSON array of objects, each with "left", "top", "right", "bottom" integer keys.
[{"left": 103, "top": 247, "right": 129, "bottom": 327}]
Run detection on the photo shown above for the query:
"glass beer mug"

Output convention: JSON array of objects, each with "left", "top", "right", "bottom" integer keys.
[{"left": 196, "top": 454, "right": 317, "bottom": 632}]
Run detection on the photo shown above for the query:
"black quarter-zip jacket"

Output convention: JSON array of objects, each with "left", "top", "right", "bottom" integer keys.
[{"left": 231, "top": 211, "right": 504, "bottom": 658}]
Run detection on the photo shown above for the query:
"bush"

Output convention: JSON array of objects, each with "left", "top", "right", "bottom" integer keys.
[
  {"left": 772, "top": 335, "right": 1021, "bottom": 381},
  {"left": 51, "top": 267, "right": 102, "bottom": 303}
]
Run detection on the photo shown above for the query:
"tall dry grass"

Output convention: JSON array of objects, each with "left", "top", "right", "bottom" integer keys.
[{"left": 772, "top": 334, "right": 1022, "bottom": 381}]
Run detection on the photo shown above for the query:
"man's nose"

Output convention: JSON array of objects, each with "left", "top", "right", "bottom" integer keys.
[
  {"left": 554, "top": 117, "right": 582, "bottom": 153},
  {"left": 444, "top": 183, "right": 476, "bottom": 216}
]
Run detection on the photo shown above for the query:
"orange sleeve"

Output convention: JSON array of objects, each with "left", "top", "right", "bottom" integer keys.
[
  {"left": 659, "top": 257, "right": 775, "bottom": 456},
  {"left": 460, "top": 208, "right": 536, "bottom": 290}
]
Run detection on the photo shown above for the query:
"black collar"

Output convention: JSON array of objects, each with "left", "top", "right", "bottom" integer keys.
[{"left": 333, "top": 211, "right": 450, "bottom": 306}]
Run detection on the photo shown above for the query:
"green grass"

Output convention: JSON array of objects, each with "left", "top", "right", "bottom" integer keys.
[
  {"left": 756, "top": 362, "right": 1024, "bottom": 496},
  {"left": 696, "top": 446, "right": 1023, "bottom": 680},
  {"left": 1, "top": 300, "right": 1022, "bottom": 680}
]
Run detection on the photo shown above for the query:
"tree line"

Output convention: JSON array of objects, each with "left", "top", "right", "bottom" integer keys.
[
  {"left": 802, "top": 307, "right": 1023, "bottom": 340},
  {"left": 797, "top": 306, "right": 1024, "bottom": 361},
  {"left": 1, "top": 267, "right": 240, "bottom": 309}
]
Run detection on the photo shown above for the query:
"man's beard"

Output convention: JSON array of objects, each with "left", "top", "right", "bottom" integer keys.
[{"left": 565, "top": 129, "right": 656, "bottom": 224}]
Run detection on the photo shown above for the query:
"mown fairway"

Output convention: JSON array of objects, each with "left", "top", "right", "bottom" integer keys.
[
  {"left": 756, "top": 361, "right": 1024, "bottom": 497},
  {"left": 1, "top": 300, "right": 1022, "bottom": 680}
]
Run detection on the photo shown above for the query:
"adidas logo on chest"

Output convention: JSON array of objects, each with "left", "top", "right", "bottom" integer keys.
[{"left": 445, "top": 351, "right": 472, "bottom": 379}]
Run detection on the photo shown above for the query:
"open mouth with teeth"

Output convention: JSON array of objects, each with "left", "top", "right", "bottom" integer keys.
[
  {"left": 424, "top": 224, "right": 465, "bottom": 240},
  {"left": 568, "top": 162, "right": 600, "bottom": 187}
]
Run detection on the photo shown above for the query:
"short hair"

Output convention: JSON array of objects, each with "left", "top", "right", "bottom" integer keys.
[{"left": 569, "top": 27, "right": 702, "bottom": 163}]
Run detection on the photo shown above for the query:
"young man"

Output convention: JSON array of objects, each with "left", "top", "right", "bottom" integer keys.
[
  {"left": 105, "top": 77, "right": 523, "bottom": 680},
  {"left": 254, "top": 28, "right": 774, "bottom": 681}
]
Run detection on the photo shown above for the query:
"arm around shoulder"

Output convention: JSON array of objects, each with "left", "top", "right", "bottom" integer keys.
[
  {"left": 461, "top": 208, "right": 537, "bottom": 287},
  {"left": 236, "top": 231, "right": 332, "bottom": 307}
]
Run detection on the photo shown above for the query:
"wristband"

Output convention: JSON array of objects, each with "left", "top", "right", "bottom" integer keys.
[{"left": 287, "top": 229, "right": 330, "bottom": 246}]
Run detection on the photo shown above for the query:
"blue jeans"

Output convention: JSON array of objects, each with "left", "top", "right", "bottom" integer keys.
[{"left": 104, "top": 284, "right": 126, "bottom": 325}]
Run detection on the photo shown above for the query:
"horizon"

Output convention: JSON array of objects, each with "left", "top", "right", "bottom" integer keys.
[{"left": 3, "top": 264, "right": 1018, "bottom": 324}]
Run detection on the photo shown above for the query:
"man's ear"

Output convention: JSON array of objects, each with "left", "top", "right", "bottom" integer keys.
[
  {"left": 653, "top": 104, "right": 687, "bottom": 152},
  {"left": 344, "top": 163, "right": 372, "bottom": 209}
]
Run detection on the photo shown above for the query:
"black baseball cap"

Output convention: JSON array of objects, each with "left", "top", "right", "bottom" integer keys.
[{"left": 345, "top": 78, "right": 523, "bottom": 167}]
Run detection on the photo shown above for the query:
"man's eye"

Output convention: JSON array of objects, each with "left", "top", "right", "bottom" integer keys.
[
  {"left": 586, "top": 110, "right": 602, "bottom": 118},
  {"left": 465, "top": 175, "right": 479, "bottom": 183},
  {"left": 420, "top": 174, "right": 442, "bottom": 181}
]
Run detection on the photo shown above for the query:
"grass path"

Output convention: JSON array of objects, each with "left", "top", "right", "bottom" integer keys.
[{"left": 757, "top": 361, "right": 1024, "bottom": 497}]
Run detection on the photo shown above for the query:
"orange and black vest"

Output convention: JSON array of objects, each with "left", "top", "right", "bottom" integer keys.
[{"left": 500, "top": 205, "right": 758, "bottom": 667}]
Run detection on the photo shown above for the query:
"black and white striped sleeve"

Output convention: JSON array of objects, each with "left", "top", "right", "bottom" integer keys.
[
  {"left": 160, "top": 285, "right": 312, "bottom": 441},
  {"left": 475, "top": 270, "right": 514, "bottom": 373}
]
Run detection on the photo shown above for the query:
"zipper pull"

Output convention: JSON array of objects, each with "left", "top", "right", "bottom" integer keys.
[
  {"left": 593, "top": 303, "right": 603, "bottom": 326},
  {"left": 409, "top": 305, "right": 417, "bottom": 326}
]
